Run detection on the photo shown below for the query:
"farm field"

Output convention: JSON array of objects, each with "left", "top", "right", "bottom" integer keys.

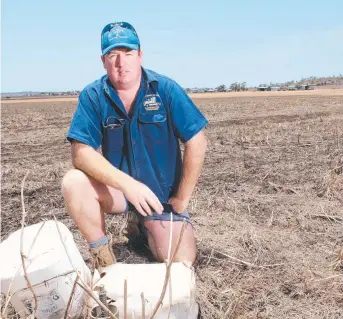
[
  {"left": 3, "top": 88, "right": 343, "bottom": 104},
  {"left": 1, "top": 91, "right": 343, "bottom": 318}
]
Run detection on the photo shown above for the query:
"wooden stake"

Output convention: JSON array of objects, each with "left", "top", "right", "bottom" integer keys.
[{"left": 19, "top": 171, "right": 38, "bottom": 315}]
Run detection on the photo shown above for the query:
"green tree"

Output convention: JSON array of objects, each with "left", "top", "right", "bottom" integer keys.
[
  {"left": 230, "top": 82, "right": 239, "bottom": 92},
  {"left": 216, "top": 84, "right": 226, "bottom": 92}
]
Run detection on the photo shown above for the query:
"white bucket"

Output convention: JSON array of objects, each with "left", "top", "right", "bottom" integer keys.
[
  {"left": 92, "top": 262, "right": 199, "bottom": 319},
  {"left": 0, "top": 220, "right": 91, "bottom": 318}
]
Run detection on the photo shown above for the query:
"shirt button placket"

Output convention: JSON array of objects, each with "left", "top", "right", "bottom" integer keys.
[{"left": 131, "top": 126, "right": 140, "bottom": 179}]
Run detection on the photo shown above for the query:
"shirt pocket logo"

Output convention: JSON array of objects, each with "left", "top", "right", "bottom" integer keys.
[
  {"left": 138, "top": 112, "right": 166, "bottom": 123},
  {"left": 143, "top": 94, "right": 162, "bottom": 111}
]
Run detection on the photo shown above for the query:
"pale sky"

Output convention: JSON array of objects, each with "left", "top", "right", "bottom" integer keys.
[{"left": 2, "top": 0, "right": 343, "bottom": 92}]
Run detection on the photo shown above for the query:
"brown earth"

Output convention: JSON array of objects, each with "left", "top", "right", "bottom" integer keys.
[{"left": 1, "top": 92, "right": 343, "bottom": 318}]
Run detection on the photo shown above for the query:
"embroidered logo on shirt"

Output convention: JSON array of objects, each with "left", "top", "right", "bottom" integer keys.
[{"left": 143, "top": 94, "right": 161, "bottom": 111}]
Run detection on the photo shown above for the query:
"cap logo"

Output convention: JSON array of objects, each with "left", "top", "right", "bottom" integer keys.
[{"left": 108, "top": 25, "right": 128, "bottom": 41}]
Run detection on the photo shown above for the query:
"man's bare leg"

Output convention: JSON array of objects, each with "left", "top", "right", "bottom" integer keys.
[
  {"left": 62, "top": 169, "right": 196, "bottom": 264},
  {"left": 61, "top": 169, "right": 127, "bottom": 242},
  {"left": 144, "top": 220, "right": 197, "bottom": 264}
]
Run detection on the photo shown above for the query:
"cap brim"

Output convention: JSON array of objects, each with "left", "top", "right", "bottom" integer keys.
[{"left": 102, "top": 43, "right": 139, "bottom": 55}]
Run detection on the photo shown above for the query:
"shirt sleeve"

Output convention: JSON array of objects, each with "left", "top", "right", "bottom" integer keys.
[
  {"left": 168, "top": 81, "right": 208, "bottom": 143},
  {"left": 66, "top": 89, "right": 103, "bottom": 149}
]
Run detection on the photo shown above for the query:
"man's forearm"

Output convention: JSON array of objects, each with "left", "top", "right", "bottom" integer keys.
[
  {"left": 71, "top": 141, "right": 132, "bottom": 192},
  {"left": 175, "top": 131, "right": 207, "bottom": 201}
]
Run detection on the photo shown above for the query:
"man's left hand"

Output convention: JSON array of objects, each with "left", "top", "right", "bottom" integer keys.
[{"left": 168, "top": 197, "right": 189, "bottom": 214}]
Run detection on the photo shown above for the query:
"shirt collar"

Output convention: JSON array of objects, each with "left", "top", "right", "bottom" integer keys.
[{"left": 142, "top": 67, "right": 158, "bottom": 84}]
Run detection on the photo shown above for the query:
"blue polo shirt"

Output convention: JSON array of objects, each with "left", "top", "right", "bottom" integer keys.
[{"left": 67, "top": 68, "right": 208, "bottom": 203}]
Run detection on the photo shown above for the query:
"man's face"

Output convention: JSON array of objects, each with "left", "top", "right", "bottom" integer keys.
[{"left": 102, "top": 48, "right": 142, "bottom": 89}]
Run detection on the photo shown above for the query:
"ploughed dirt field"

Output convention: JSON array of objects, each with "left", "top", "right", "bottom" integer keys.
[{"left": 1, "top": 91, "right": 343, "bottom": 318}]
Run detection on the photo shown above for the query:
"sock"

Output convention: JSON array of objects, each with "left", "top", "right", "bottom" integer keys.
[{"left": 88, "top": 235, "right": 109, "bottom": 248}]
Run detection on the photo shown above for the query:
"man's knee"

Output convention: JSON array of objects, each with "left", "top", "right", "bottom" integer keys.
[
  {"left": 61, "top": 168, "right": 88, "bottom": 196},
  {"left": 174, "top": 251, "right": 197, "bottom": 266},
  {"left": 145, "top": 221, "right": 197, "bottom": 264},
  {"left": 173, "top": 245, "right": 197, "bottom": 264},
  {"left": 155, "top": 246, "right": 197, "bottom": 264}
]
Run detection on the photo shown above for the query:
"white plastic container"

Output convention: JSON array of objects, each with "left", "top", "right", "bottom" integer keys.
[
  {"left": 0, "top": 220, "right": 91, "bottom": 318},
  {"left": 93, "top": 262, "right": 199, "bottom": 319}
]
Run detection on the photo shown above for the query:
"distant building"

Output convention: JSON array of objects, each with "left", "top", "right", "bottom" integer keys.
[
  {"left": 204, "top": 88, "right": 217, "bottom": 93},
  {"left": 257, "top": 85, "right": 269, "bottom": 91},
  {"left": 256, "top": 85, "right": 280, "bottom": 91},
  {"left": 299, "top": 84, "right": 314, "bottom": 90}
]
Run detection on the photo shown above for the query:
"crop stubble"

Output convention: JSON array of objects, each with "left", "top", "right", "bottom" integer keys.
[{"left": 1, "top": 92, "right": 342, "bottom": 318}]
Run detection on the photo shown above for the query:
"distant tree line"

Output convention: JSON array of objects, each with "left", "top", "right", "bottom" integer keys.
[
  {"left": 183, "top": 74, "right": 342, "bottom": 94},
  {"left": 216, "top": 82, "right": 248, "bottom": 92}
]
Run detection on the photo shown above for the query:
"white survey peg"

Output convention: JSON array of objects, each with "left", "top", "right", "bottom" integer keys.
[{"left": 92, "top": 262, "right": 199, "bottom": 318}]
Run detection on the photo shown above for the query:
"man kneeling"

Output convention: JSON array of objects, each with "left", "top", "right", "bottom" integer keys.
[{"left": 62, "top": 21, "right": 207, "bottom": 271}]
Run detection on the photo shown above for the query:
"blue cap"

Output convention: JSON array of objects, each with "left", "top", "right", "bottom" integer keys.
[{"left": 101, "top": 22, "right": 140, "bottom": 55}]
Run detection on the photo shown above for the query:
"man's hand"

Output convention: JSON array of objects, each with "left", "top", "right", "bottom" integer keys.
[
  {"left": 122, "top": 179, "right": 163, "bottom": 217},
  {"left": 168, "top": 196, "right": 189, "bottom": 214}
]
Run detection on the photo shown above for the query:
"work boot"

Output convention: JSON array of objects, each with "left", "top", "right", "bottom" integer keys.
[
  {"left": 90, "top": 235, "right": 116, "bottom": 273},
  {"left": 121, "top": 211, "right": 141, "bottom": 239}
]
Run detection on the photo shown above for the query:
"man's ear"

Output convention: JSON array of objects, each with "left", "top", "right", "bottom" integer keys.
[
  {"left": 101, "top": 55, "right": 105, "bottom": 67},
  {"left": 138, "top": 49, "right": 143, "bottom": 59}
]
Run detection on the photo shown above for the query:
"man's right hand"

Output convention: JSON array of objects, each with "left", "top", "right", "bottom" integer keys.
[{"left": 121, "top": 179, "right": 163, "bottom": 217}]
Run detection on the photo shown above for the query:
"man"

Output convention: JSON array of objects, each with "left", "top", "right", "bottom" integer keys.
[{"left": 62, "top": 21, "right": 208, "bottom": 271}]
